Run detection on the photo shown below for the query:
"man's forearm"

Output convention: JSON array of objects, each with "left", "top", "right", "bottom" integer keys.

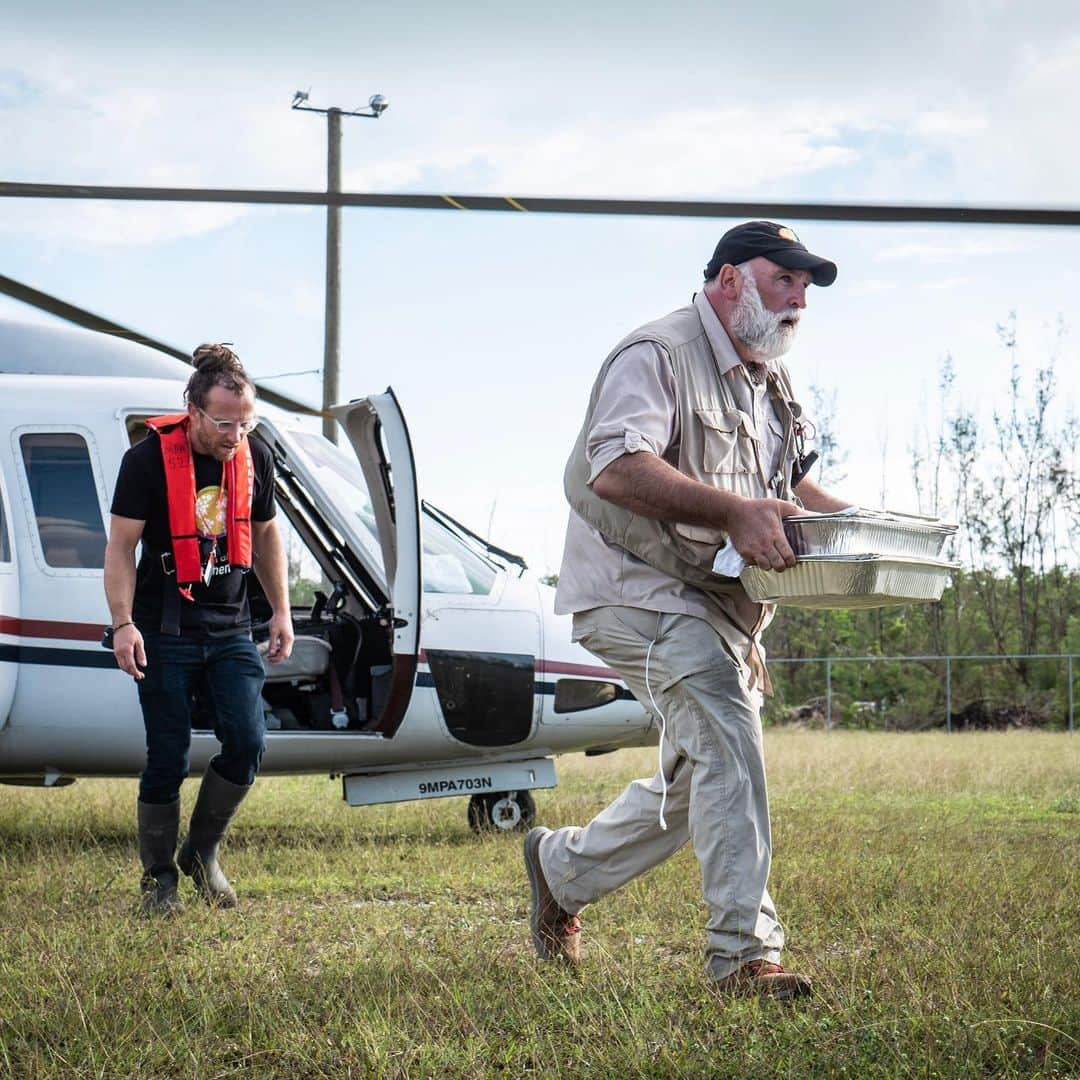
[
  {"left": 252, "top": 523, "right": 291, "bottom": 616},
  {"left": 103, "top": 543, "right": 138, "bottom": 625},
  {"left": 793, "top": 477, "right": 852, "bottom": 513},
  {"left": 592, "top": 452, "right": 745, "bottom": 527},
  {"left": 592, "top": 451, "right": 803, "bottom": 571}
]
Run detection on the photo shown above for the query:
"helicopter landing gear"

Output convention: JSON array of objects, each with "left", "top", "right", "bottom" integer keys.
[{"left": 467, "top": 790, "right": 536, "bottom": 834}]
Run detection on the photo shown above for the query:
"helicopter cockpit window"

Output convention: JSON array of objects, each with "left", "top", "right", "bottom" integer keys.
[
  {"left": 19, "top": 433, "right": 107, "bottom": 569},
  {"left": 287, "top": 431, "right": 386, "bottom": 574},
  {"left": 287, "top": 430, "right": 497, "bottom": 596},
  {"left": 421, "top": 516, "right": 496, "bottom": 595}
]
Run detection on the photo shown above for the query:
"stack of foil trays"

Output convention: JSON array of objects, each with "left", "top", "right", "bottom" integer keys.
[{"left": 739, "top": 509, "right": 959, "bottom": 609}]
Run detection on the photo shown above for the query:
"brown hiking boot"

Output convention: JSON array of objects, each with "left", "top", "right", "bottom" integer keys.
[
  {"left": 524, "top": 827, "right": 581, "bottom": 964},
  {"left": 717, "top": 959, "right": 813, "bottom": 1001}
]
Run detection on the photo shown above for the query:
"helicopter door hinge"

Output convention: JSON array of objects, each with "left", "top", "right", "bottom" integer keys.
[{"left": 376, "top": 606, "right": 408, "bottom": 630}]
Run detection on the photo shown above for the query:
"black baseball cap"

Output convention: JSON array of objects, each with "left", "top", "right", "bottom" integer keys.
[{"left": 704, "top": 221, "right": 837, "bottom": 287}]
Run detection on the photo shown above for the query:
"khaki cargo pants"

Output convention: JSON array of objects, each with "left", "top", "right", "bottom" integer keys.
[{"left": 538, "top": 605, "right": 784, "bottom": 980}]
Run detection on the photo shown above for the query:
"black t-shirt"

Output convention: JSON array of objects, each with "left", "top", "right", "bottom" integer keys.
[{"left": 111, "top": 433, "right": 276, "bottom": 638}]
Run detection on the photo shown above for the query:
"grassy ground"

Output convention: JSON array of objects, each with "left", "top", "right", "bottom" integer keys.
[{"left": 1, "top": 731, "right": 1077, "bottom": 1079}]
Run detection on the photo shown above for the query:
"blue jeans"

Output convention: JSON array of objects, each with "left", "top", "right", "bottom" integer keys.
[{"left": 137, "top": 631, "right": 266, "bottom": 804}]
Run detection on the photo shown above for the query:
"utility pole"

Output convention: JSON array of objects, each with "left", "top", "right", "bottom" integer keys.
[{"left": 292, "top": 89, "right": 389, "bottom": 442}]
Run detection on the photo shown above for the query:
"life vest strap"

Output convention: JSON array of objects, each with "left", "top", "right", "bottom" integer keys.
[{"left": 143, "top": 412, "right": 255, "bottom": 634}]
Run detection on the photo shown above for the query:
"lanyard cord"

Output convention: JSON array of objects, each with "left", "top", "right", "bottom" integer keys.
[{"left": 644, "top": 634, "right": 669, "bottom": 832}]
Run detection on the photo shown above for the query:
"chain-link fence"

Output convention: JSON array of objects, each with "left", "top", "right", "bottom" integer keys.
[{"left": 765, "top": 653, "right": 1077, "bottom": 732}]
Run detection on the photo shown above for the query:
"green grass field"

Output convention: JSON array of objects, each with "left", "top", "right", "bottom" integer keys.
[{"left": 1, "top": 731, "right": 1078, "bottom": 1079}]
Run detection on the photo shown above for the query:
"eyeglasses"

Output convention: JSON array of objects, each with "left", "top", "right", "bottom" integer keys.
[{"left": 196, "top": 406, "right": 259, "bottom": 435}]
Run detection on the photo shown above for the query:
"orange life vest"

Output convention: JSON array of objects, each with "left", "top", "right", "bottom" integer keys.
[{"left": 145, "top": 413, "right": 254, "bottom": 593}]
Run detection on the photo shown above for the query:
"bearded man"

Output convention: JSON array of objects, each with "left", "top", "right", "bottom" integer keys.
[
  {"left": 105, "top": 343, "right": 293, "bottom": 914},
  {"left": 524, "top": 222, "right": 850, "bottom": 999}
]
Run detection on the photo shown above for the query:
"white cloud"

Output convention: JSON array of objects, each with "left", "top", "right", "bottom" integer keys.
[
  {"left": 0, "top": 60, "right": 327, "bottom": 248},
  {"left": 877, "top": 239, "right": 1025, "bottom": 263},
  {"left": 921, "top": 276, "right": 974, "bottom": 290},
  {"left": 912, "top": 107, "right": 990, "bottom": 138},
  {"left": 344, "top": 105, "right": 871, "bottom": 199},
  {"left": 848, "top": 278, "right": 897, "bottom": 296},
  {"left": 0, "top": 200, "right": 248, "bottom": 249},
  {"left": 3, "top": 17, "right": 1079, "bottom": 252},
  {"left": 913, "top": 35, "right": 1080, "bottom": 202}
]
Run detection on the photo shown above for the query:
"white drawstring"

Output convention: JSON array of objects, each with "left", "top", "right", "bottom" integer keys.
[{"left": 644, "top": 635, "right": 669, "bottom": 831}]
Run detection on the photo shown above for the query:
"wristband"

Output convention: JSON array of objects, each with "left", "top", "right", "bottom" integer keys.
[{"left": 101, "top": 621, "right": 134, "bottom": 650}]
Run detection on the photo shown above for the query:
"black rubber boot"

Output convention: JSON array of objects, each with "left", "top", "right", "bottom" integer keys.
[
  {"left": 177, "top": 767, "right": 250, "bottom": 907},
  {"left": 137, "top": 798, "right": 183, "bottom": 916}
]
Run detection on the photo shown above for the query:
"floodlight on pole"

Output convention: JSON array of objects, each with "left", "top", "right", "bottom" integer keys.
[{"left": 291, "top": 87, "right": 389, "bottom": 442}]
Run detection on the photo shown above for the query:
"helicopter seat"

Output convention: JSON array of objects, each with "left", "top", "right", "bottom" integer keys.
[{"left": 259, "top": 635, "right": 332, "bottom": 683}]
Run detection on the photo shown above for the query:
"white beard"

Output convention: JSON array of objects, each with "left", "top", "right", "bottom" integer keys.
[{"left": 729, "top": 266, "right": 798, "bottom": 361}]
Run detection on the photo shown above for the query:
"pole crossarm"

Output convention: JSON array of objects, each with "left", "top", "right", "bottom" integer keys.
[
  {"left": 1, "top": 182, "right": 1079, "bottom": 226},
  {"left": 291, "top": 105, "right": 382, "bottom": 118}
]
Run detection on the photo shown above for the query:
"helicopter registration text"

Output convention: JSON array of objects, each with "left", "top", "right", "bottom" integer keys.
[
  {"left": 343, "top": 757, "right": 557, "bottom": 807},
  {"left": 419, "top": 776, "right": 494, "bottom": 794}
]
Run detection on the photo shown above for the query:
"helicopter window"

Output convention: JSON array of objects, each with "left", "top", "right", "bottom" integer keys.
[
  {"left": 19, "top": 433, "right": 107, "bottom": 569},
  {"left": 421, "top": 516, "right": 496, "bottom": 595},
  {"left": 554, "top": 679, "right": 620, "bottom": 714},
  {"left": 125, "top": 415, "right": 153, "bottom": 446},
  {"left": 287, "top": 431, "right": 386, "bottom": 573},
  {"left": 277, "top": 512, "right": 331, "bottom": 608},
  {"left": 286, "top": 431, "right": 496, "bottom": 595},
  {"left": 280, "top": 429, "right": 498, "bottom": 596}
]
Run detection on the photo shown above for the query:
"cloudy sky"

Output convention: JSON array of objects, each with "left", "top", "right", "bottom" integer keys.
[{"left": 3, "top": 1, "right": 1078, "bottom": 573}]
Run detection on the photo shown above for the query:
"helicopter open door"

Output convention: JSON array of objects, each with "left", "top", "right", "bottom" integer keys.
[
  {"left": 333, "top": 390, "right": 421, "bottom": 738},
  {"left": 256, "top": 389, "right": 420, "bottom": 739}
]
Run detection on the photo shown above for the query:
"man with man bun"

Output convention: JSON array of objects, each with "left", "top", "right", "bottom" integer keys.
[
  {"left": 524, "top": 223, "right": 851, "bottom": 999},
  {"left": 105, "top": 343, "right": 293, "bottom": 914}
]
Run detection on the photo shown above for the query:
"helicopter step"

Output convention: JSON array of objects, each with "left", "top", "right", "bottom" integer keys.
[{"left": 342, "top": 757, "right": 555, "bottom": 815}]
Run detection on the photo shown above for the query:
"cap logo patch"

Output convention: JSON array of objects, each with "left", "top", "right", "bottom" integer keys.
[{"left": 777, "top": 226, "right": 799, "bottom": 242}]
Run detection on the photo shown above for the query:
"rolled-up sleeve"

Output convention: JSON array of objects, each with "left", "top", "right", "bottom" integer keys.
[{"left": 585, "top": 340, "right": 678, "bottom": 484}]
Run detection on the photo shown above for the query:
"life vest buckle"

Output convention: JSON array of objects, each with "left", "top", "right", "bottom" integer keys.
[{"left": 160, "top": 551, "right": 176, "bottom": 576}]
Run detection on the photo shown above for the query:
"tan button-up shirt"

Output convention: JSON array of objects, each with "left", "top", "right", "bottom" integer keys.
[{"left": 555, "top": 291, "right": 787, "bottom": 684}]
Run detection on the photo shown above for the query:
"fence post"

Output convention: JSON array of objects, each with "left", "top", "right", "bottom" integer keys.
[
  {"left": 945, "top": 657, "right": 952, "bottom": 733},
  {"left": 1069, "top": 656, "right": 1075, "bottom": 734},
  {"left": 826, "top": 658, "right": 832, "bottom": 731}
]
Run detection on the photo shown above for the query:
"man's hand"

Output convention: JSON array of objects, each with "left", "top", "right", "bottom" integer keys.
[
  {"left": 264, "top": 612, "right": 294, "bottom": 664},
  {"left": 726, "top": 496, "right": 802, "bottom": 571},
  {"left": 113, "top": 623, "right": 147, "bottom": 681}
]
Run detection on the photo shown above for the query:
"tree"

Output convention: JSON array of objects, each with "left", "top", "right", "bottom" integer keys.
[
  {"left": 944, "top": 315, "right": 1073, "bottom": 671},
  {"left": 807, "top": 383, "right": 848, "bottom": 491}
]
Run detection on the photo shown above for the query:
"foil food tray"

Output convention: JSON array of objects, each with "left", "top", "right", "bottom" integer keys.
[
  {"left": 740, "top": 554, "right": 958, "bottom": 609},
  {"left": 783, "top": 510, "right": 958, "bottom": 560}
]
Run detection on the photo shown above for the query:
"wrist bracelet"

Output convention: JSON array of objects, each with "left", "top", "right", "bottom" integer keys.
[{"left": 112, "top": 620, "right": 134, "bottom": 632}]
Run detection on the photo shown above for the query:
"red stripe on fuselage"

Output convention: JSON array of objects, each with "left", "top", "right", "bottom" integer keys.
[
  {"left": 536, "top": 658, "right": 623, "bottom": 681},
  {"left": 0, "top": 616, "right": 102, "bottom": 641}
]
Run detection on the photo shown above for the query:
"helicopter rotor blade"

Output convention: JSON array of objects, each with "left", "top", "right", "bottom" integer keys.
[
  {"left": 0, "top": 181, "right": 1078, "bottom": 227},
  {"left": 0, "top": 271, "right": 189, "bottom": 360},
  {"left": 0, "top": 272, "right": 323, "bottom": 417},
  {"left": 4, "top": 179, "right": 1076, "bottom": 416}
]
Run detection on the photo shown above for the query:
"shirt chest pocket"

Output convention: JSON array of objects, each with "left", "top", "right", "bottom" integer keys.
[{"left": 695, "top": 408, "right": 758, "bottom": 475}]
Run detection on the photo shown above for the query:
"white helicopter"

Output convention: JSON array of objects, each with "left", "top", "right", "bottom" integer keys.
[{"left": 0, "top": 315, "right": 654, "bottom": 831}]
